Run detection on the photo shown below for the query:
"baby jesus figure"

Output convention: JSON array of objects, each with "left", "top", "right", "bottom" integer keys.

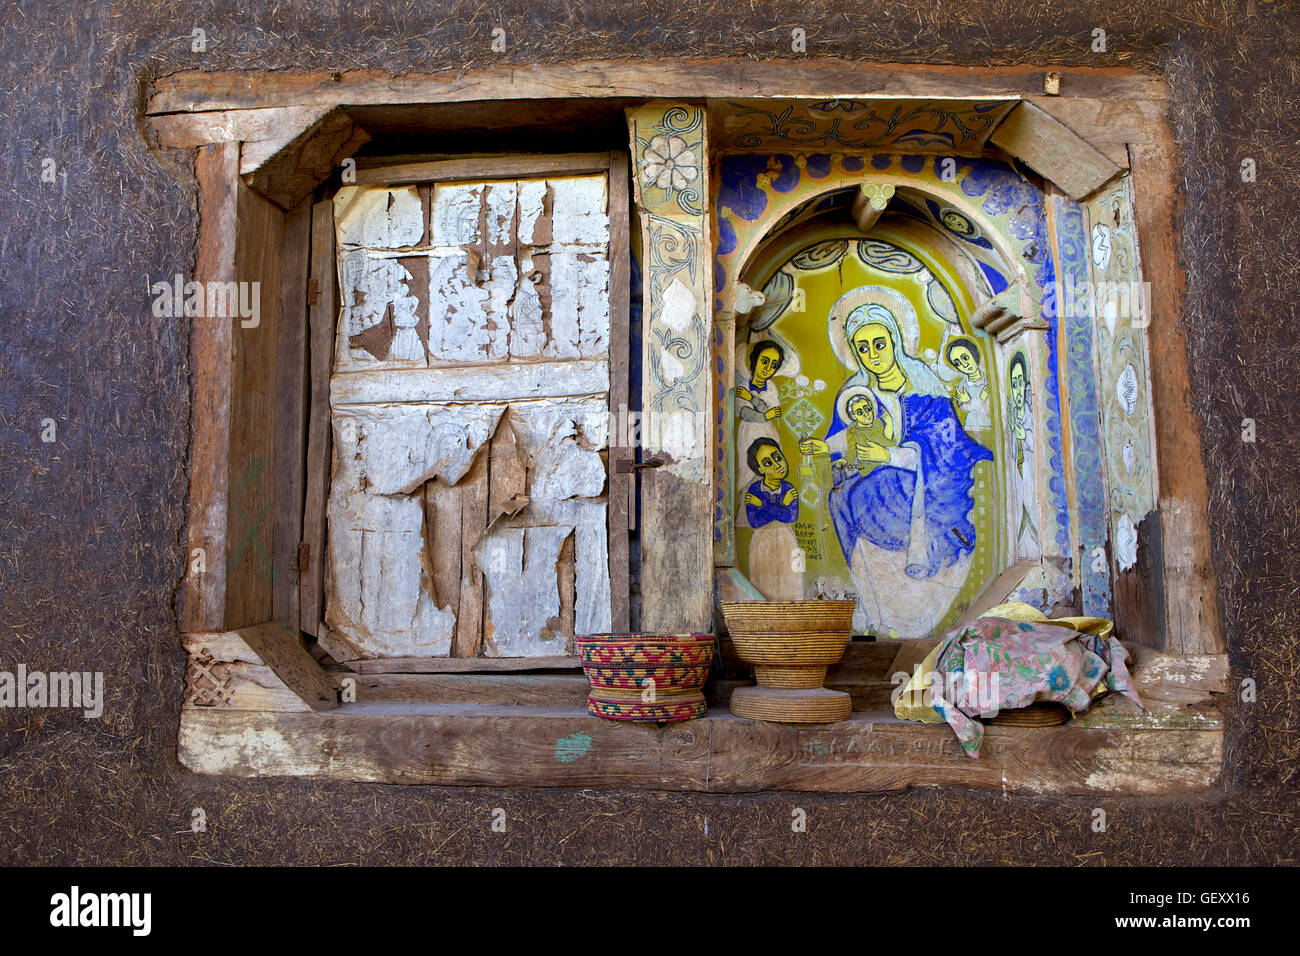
[{"left": 834, "top": 391, "right": 892, "bottom": 479}]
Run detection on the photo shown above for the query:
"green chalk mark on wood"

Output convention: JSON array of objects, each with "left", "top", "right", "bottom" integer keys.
[{"left": 555, "top": 732, "right": 592, "bottom": 763}]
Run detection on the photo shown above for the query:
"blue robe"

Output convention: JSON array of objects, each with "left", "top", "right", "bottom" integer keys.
[
  {"left": 827, "top": 392, "right": 991, "bottom": 579},
  {"left": 746, "top": 479, "right": 798, "bottom": 529}
]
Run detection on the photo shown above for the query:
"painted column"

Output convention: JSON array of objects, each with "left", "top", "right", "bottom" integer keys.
[
  {"left": 626, "top": 103, "right": 715, "bottom": 632},
  {"left": 1047, "top": 188, "right": 1113, "bottom": 618}
]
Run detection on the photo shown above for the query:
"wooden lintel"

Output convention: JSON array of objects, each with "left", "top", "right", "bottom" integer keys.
[
  {"left": 148, "top": 61, "right": 1167, "bottom": 115},
  {"left": 988, "top": 101, "right": 1122, "bottom": 201},
  {"left": 355, "top": 152, "right": 612, "bottom": 186},
  {"left": 184, "top": 623, "right": 338, "bottom": 711}
]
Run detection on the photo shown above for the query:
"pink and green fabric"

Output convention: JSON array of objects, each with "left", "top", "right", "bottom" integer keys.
[{"left": 929, "top": 615, "right": 1142, "bottom": 757}]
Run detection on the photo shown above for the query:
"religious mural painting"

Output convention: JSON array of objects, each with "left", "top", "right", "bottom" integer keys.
[
  {"left": 716, "top": 152, "right": 1082, "bottom": 639},
  {"left": 731, "top": 232, "right": 999, "bottom": 637}
]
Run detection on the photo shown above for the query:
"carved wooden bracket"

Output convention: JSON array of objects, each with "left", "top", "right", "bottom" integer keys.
[{"left": 183, "top": 624, "right": 339, "bottom": 712}]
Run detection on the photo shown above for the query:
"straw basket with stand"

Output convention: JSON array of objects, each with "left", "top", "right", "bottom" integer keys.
[{"left": 720, "top": 600, "right": 855, "bottom": 723}]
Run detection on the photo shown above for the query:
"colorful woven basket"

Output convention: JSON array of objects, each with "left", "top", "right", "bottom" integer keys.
[{"left": 575, "top": 633, "right": 715, "bottom": 722}]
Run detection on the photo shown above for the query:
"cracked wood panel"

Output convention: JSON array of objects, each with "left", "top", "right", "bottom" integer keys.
[
  {"left": 331, "top": 177, "right": 610, "bottom": 372},
  {"left": 1086, "top": 174, "right": 1166, "bottom": 649},
  {"left": 324, "top": 173, "right": 614, "bottom": 661}
]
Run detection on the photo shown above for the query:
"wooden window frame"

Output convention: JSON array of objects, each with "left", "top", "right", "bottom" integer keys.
[{"left": 154, "top": 59, "right": 1226, "bottom": 795}]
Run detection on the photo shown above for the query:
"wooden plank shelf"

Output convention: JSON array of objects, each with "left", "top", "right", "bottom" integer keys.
[{"left": 178, "top": 703, "right": 1221, "bottom": 795}]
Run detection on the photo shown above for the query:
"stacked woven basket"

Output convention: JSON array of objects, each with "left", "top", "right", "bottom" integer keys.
[{"left": 575, "top": 633, "right": 715, "bottom": 722}]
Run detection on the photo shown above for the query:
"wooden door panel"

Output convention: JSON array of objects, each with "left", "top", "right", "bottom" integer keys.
[{"left": 321, "top": 169, "right": 617, "bottom": 662}]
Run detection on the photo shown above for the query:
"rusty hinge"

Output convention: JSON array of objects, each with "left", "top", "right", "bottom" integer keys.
[
  {"left": 613, "top": 454, "right": 666, "bottom": 474},
  {"left": 297, "top": 542, "right": 311, "bottom": 574},
  {"left": 307, "top": 277, "right": 321, "bottom": 307}
]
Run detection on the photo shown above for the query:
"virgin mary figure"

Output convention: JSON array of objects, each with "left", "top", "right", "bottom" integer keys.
[{"left": 800, "top": 298, "right": 992, "bottom": 638}]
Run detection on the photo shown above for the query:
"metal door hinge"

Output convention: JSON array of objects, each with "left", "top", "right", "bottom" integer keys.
[{"left": 613, "top": 454, "right": 666, "bottom": 474}]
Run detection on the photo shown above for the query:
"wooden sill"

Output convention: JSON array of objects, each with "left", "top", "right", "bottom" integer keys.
[
  {"left": 180, "top": 629, "right": 1225, "bottom": 793},
  {"left": 177, "top": 701, "right": 1220, "bottom": 794}
]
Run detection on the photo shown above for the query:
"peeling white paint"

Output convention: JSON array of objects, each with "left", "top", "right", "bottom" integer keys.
[
  {"left": 335, "top": 185, "right": 424, "bottom": 249},
  {"left": 1115, "top": 512, "right": 1138, "bottom": 571},
  {"left": 508, "top": 399, "right": 609, "bottom": 501},
  {"left": 333, "top": 404, "right": 504, "bottom": 496},
  {"left": 324, "top": 176, "right": 614, "bottom": 660},
  {"left": 474, "top": 525, "right": 573, "bottom": 656},
  {"left": 550, "top": 176, "right": 609, "bottom": 245}
]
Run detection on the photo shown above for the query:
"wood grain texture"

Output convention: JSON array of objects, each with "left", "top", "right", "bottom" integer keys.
[
  {"left": 424, "top": 477, "right": 463, "bottom": 618},
  {"left": 149, "top": 105, "right": 331, "bottom": 152},
  {"left": 988, "top": 101, "right": 1122, "bottom": 200},
  {"left": 639, "top": 470, "right": 715, "bottom": 633},
  {"left": 147, "top": 61, "right": 1167, "bottom": 114},
  {"left": 453, "top": 447, "right": 489, "bottom": 657},
  {"left": 183, "top": 142, "right": 240, "bottom": 632},
  {"left": 355, "top": 152, "right": 612, "bottom": 185},
  {"left": 183, "top": 623, "right": 338, "bottom": 711},
  {"left": 606, "top": 151, "right": 632, "bottom": 632},
  {"left": 351, "top": 655, "right": 581, "bottom": 674},
  {"left": 1129, "top": 134, "right": 1223, "bottom": 654},
  {"left": 272, "top": 198, "right": 311, "bottom": 631},
  {"left": 245, "top": 108, "right": 371, "bottom": 211},
  {"left": 338, "top": 673, "right": 591, "bottom": 707},
  {"left": 299, "top": 201, "right": 336, "bottom": 637},
  {"left": 177, "top": 705, "right": 1221, "bottom": 794}
]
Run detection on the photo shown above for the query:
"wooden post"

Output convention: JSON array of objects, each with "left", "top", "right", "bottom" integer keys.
[
  {"left": 183, "top": 142, "right": 240, "bottom": 632},
  {"left": 299, "top": 201, "right": 336, "bottom": 637},
  {"left": 272, "top": 199, "right": 312, "bottom": 631},
  {"left": 626, "top": 103, "right": 715, "bottom": 635},
  {"left": 606, "top": 151, "right": 632, "bottom": 632}
]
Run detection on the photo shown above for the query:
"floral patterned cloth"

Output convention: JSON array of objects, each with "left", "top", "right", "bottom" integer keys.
[{"left": 904, "top": 602, "right": 1142, "bottom": 757}]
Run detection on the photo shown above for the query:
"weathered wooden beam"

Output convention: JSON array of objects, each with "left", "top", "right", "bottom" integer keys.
[
  {"left": 328, "top": 360, "right": 608, "bottom": 406},
  {"left": 350, "top": 655, "right": 581, "bottom": 674},
  {"left": 177, "top": 705, "right": 1221, "bottom": 794},
  {"left": 355, "top": 152, "right": 612, "bottom": 186},
  {"left": 337, "top": 673, "right": 592, "bottom": 707},
  {"left": 183, "top": 623, "right": 338, "bottom": 711},
  {"left": 244, "top": 108, "right": 371, "bottom": 211},
  {"left": 149, "top": 105, "right": 332, "bottom": 152},
  {"left": 298, "top": 201, "right": 335, "bottom": 637},
  {"left": 627, "top": 102, "right": 714, "bottom": 634},
  {"left": 606, "top": 150, "right": 632, "bottom": 633},
  {"left": 271, "top": 199, "right": 311, "bottom": 631},
  {"left": 224, "top": 182, "right": 283, "bottom": 629},
  {"left": 183, "top": 142, "right": 240, "bottom": 633},
  {"left": 1127, "top": 138, "right": 1223, "bottom": 655},
  {"left": 988, "top": 101, "right": 1122, "bottom": 201},
  {"left": 147, "top": 61, "right": 1167, "bottom": 115}
]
